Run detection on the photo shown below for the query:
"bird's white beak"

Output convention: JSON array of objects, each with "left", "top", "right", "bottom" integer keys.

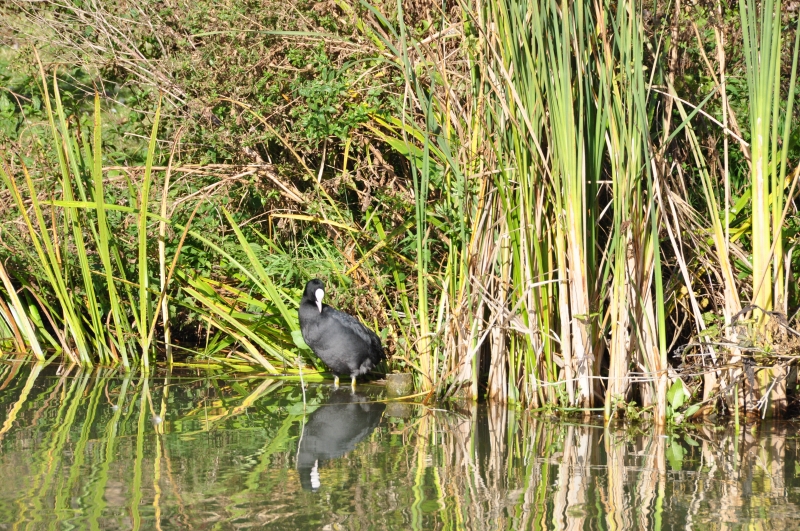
[{"left": 315, "top": 288, "right": 324, "bottom": 313}]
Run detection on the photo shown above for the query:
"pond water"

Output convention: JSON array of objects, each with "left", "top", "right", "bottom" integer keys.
[{"left": 1, "top": 361, "right": 800, "bottom": 530}]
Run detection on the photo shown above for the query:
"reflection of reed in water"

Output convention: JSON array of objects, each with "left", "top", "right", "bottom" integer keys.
[
  {"left": 296, "top": 389, "right": 385, "bottom": 491},
  {"left": 552, "top": 424, "right": 594, "bottom": 531},
  {"left": 685, "top": 422, "right": 794, "bottom": 530},
  {"left": 428, "top": 405, "right": 600, "bottom": 530},
  {"left": 603, "top": 426, "right": 632, "bottom": 530},
  {"left": 2, "top": 367, "right": 800, "bottom": 530}
]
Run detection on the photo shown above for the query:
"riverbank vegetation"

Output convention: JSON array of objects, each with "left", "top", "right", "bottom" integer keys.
[{"left": 1, "top": 0, "right": 799, "bottom": 422}]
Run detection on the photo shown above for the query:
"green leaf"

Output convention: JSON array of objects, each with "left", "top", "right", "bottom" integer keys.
[
  {"left": 683, "top": 404, "right": 701, "bottom": 418},
  {"left": 287, "top": 402, "right": 318, "bottom": 416},
  {"left": 231, "top": 382, "right": 249, "bottom": 396},
  {"left": 292, "top": 329, "right": 310, "bottom": 351},
  {"left": 667, "top": 379, "right": 686, "bottom": 409}
]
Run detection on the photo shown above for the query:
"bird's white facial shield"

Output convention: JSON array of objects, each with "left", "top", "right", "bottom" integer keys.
[{"left": 315, "top": 288, "right": 324, "bottom": 313}]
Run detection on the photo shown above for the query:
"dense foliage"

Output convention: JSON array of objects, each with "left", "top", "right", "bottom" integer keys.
[{"left": 1, "top": 0, "right": 799, "bottom": 421}]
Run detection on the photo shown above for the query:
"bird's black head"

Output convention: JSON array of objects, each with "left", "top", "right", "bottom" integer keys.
[{"left": 303, "top": 279, "right": 326, "bottom": 313}]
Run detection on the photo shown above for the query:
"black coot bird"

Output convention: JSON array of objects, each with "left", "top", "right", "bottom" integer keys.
[
  {"left": 298, "top": 279, "right": 385, "bottom": 389},
  {"left": 296, "top": 389, "right": 385, "bottom": 491}
]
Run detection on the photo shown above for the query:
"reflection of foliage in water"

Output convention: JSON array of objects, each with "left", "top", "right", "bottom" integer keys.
[{"left": 0, "top": 362, "right": 799, "bottom": 529}]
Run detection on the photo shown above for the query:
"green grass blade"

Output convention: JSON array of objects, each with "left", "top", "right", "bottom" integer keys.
[
  {"left": 221, "top": 207, "right": 298, "bottom": 332},
  {"left": 0, "top": 261, "right": 44, "bottom": 359},
  {"left": 138, "top": 96, "right": 162, "bottom": 370}
]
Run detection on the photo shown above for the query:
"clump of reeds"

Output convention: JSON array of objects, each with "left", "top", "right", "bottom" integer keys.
[{"left": 344, "top": 0, "right": 800, "bottom": 422}]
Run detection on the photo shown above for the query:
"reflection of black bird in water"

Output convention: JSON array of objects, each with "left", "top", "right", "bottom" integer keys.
[
  {"left": 298, "top": 279, "right": 385, "bottom": 390},
  {"left": 297, "top": 390, "right": 385, "bottom": 491}
]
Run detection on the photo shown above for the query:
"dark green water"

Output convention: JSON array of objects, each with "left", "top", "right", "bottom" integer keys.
[{"left": 1, "top": 361, "right": 799, "bottom": 530}]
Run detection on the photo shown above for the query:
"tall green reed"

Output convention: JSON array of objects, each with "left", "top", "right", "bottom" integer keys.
[
  {"left": 0, "top": 260, "right": 45, "bottom": 359},
  {"left": 659, "top": 0, "right": 800, "bottom": 416},
  {"left": 738, "top": 0, "right": 800, "bottom": 412},
  {"left": 597, "top": 0, "right": 667, "bottom": 420},
  {"left": 0, "top": 60, "right": 182, "bottom": 370},
  {"left": 179, "top": 210, "right": 306, "bottom": 373},
  {"left": 355, "top": 0, "right": 671, "bottom": 417},
  {"left": 736, "top": 0, "right": 800, "bottom": 322}
]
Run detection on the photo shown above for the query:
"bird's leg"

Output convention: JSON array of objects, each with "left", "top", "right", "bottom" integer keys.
[
  {"left": 333, "top": 375, "right": 339, "bottom": 389},
  {"left": 351, "top": 375, "right": 356, "bottom": 393}
]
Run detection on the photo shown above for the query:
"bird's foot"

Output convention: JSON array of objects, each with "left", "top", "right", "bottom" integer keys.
[
  {"left": 333, "top": 375, "right": 339, "bottom": 389},
  {"left": 350, "top": 375, "right": 356, "bottom": 394}
]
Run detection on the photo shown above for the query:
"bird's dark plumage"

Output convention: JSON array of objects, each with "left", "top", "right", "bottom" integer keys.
[
  {"left": 298, "top": 279, "right": 385, "bottom": 388},
  {"left": 296, "top": 389, "right": 385, "bottom": 491}
]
